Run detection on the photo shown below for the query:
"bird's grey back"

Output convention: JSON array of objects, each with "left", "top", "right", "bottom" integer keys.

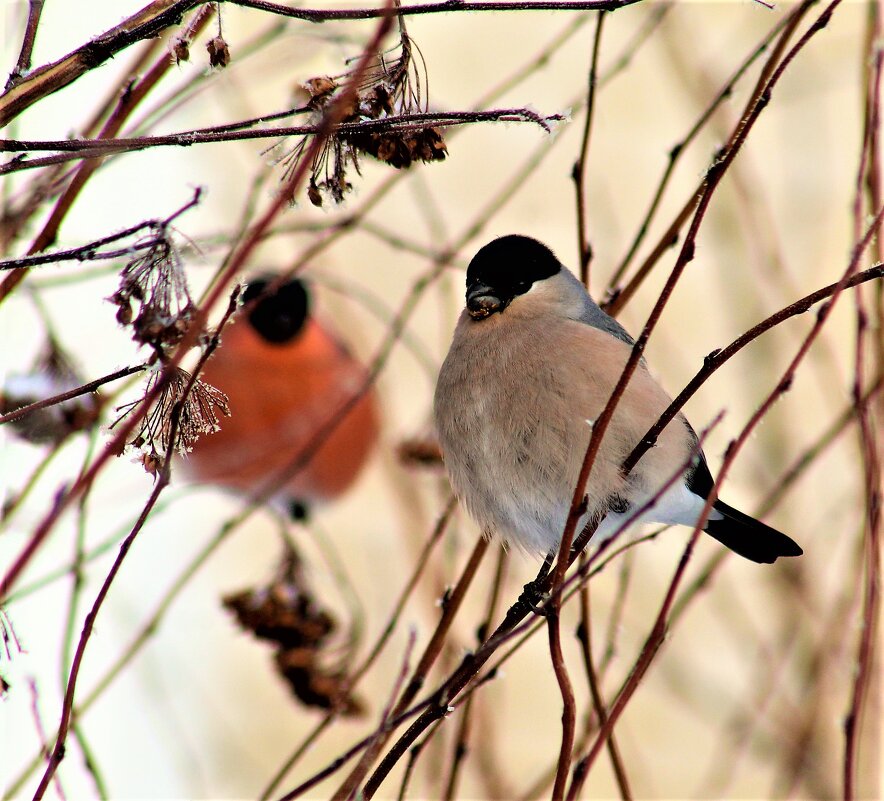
[{"left": 560, "top": 268, "right": 635, "bottom": 345}]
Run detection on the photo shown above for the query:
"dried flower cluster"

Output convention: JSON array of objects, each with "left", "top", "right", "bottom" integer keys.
[
  {"left": 284, "top": 24, "right": 447, "bottom": 207},
  {"left": 114, "top": 366, "right": 229, "bottom": 476},
  {"left": 223, "top": 549, "right": 363, "bottom": 716},
  {"left": 108, "top": 227, "right": 196, "bottom": 356}
]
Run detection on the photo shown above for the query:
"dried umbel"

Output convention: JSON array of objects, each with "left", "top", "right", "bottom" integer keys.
[
  {"left": 108, "top": 227, "right": 195, "bottom": 356},
  {"left": 223, "top": 549, "right": 364, "bottom": 716},
  {"left": 113, "top": 366, "right": 229, "bottom": 475},
  {"left": 282, "top": 22, "right": 447, "bottom": 208}
]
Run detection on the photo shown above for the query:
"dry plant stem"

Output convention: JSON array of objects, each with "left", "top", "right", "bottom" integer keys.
[
  {"left": 543, "top": 0, "right": 830, "bottom": 649},
  {"left": 0, "top": 6, "right": 214, "bottom": 302},
  {"left": 604, "top": 0, "right": 815, "bottom": 315},
  {"left": 547, "top": 596, "right": 577, "bottom": 801},
  {"left": 30, "top": 289, "right": 240, "bottom": 799},
  {"left": 396, "top": 720, "right": 445, "bottom": 801},
  {"left": 64, "top": 449, "right": 110, "bottom": 801},
  {"left": 843, "top": 11, "right": 883, "bottom": 796},
  {"left": 442, "top": 547, "right": 508, "bottom": 801},
  {"left": 0, "top": 364, "right": 147, "bottom": 426},
  {"left": 605, "top": 6, "right": 797, "bottom": 291},
  {"left": 0, "top": 9, "right": 394, "bottom": 602},
  {"left": 0, "top": 180, "right": 204, "bottom": 307},
  {"left": 0, "top": 0, "right": 207, "bottom": 127},
  {"left": 259, "top": 498, "right": 456, "bottom": 801},
  {"left": 32, "top": 449, "right": 173, "bottom": 800},
  {"left": 578, "top": 145, "right": 881, "bottom": 793},
  {"left": 5, "top": 0, "right": 44, "bottom": 91},
  {"left": 330, "top": 536, "right": 490, "bottom": 801},
  {"left": 229, "top": 0, "right": 640, "bottom": 21},
  {"left": 621, "top": 262, "right": 884, "bottom": 477},
  {"left": 575, "top": 562, "right": 631, "bottom": 800},
  {"left": 24, "top": 678, "right": 66, "bottom": 800},
  {"left": 573, "top": 9, "right": 606, "bottom": 285},
  {"left": 0, "top": 182, "right": 200, "bottom": 270},
  {"left": 0, "top": 109, "right": 559, "bottom": 174},
  {"left": 366, "top": 630, "right": 420, "bottom": 793}
]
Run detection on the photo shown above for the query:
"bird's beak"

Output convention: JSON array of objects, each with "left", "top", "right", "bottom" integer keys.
[{"left": 466, "top": 282, "right": 505, "bottom": 320}]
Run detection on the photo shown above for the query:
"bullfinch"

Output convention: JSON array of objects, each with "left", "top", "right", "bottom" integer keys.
[
  {"left": 433, "top": 235, "right": 802, "bottom": 564},
  {"left": 184, "top": 277, "right": 379, "bottom": 519}
]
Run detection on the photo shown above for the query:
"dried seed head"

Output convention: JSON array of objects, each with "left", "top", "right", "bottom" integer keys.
[
  {"left": 281, "top": 27, "right": 443, "bottom": 206},
  {"left": 171, "top": 36, "right": 190, "bottom": 65},
  {"left": 223, "top": 549, "right": 364, "bottom": 716},
  {"left": 302, "top": 76, "right": 338, "bottom": 109},
  {"left": 109, "top": 229, "right": 195, "bottom": 356},
  {"left": 113, "top": 366, "right": 230, "bottom": 470},
  {"left": 206, "top": 36, "right": 230, "bottom": 68}
]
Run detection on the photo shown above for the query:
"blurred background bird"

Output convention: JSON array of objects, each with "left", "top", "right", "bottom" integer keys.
[{"left": 183, "top": 276, "right": 380, "bottom": 519}]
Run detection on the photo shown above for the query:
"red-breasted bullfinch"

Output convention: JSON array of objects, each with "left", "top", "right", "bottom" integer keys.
[
  {"left": 185, "top": 277, "right": 379, "bottom": 519},
  {"left": 433, "top": 235, "right": 802, "bottom": 564}
]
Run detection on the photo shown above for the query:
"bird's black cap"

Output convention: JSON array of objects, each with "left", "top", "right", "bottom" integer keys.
[
  {"left": 242, "top": 277, "right": 310, "bottom": 344},
  {"left": 466, "top": 235, "right": 561, "bottom": 303}
]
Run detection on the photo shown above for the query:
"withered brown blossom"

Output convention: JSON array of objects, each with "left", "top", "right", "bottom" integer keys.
[
  {"left": 113, "top": 366, "right": 229, "bottom": 475},
  {"left": 108, "top": 227, "right": 196, "bottom": 356},
  {"left": 171, "top": 36, "right": 190, "bottom": 65},
  {"left": 206, "top": 36, "right": 230, "bottom": 68},
  {"left": 223, "top": 548, "right": 363, "bottom": 716},
  {"left": 283, "top": 20, "right": 447, "bottom": 207}
]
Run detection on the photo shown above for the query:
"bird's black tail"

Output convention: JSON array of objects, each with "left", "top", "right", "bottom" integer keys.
[{"left": 704, "top": 500, "right": 803, "bottom": 564}]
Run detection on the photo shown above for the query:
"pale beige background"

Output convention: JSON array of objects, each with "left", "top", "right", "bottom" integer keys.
[{"left": 1, "top": 1, "right": 878, "bottom": 799}]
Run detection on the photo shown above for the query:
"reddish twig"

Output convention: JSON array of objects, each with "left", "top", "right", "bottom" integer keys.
[
  {"left": 843, "top": 7, "right": 883, "bottom": 796},
  {"left": 0, "top": 109, "right": 560, "bottom": 176},
  {"left": 0, "top": 364, "right": 147, "bottom": 426},
  {"left": 622, "top": 263, "right": 884, "bottom": 477},
  {"left": 442, "top": 547, "right": 508, "bottom": 801},
  {"left": 604, "top": 6, "right": 800, "bottom": 294},
  {"left": 5, "top": 0, "right": 45, "bottom": 92},
  {"left": 572, "top": 9, "right": 606, "bottom": 285},
  {"left": 547, "top": 595, "right": 577, "bottom": 801},
  {"left": 603, "top": 0, "right": 816, "bottom": 315},
  {"left": 0, "top": 7, "right": 396, "bottom": 602},
  {"left": 574, "top": 562, "right": 632, "bottom": 799},
  {"left": 330, "top": 536, "right": 490, "bottom": 800}
]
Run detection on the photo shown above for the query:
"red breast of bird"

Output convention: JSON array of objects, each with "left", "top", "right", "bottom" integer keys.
[{"left": 184, "top": 278, "right": 379, "bottom": 513}]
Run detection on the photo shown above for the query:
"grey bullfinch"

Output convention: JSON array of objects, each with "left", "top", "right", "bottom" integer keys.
[
  {"left": 184, "top": 277, "right": 379, "bottom": 520},
  {"left": 433, "top": 235, "right": 802, "bottom": 564}
]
